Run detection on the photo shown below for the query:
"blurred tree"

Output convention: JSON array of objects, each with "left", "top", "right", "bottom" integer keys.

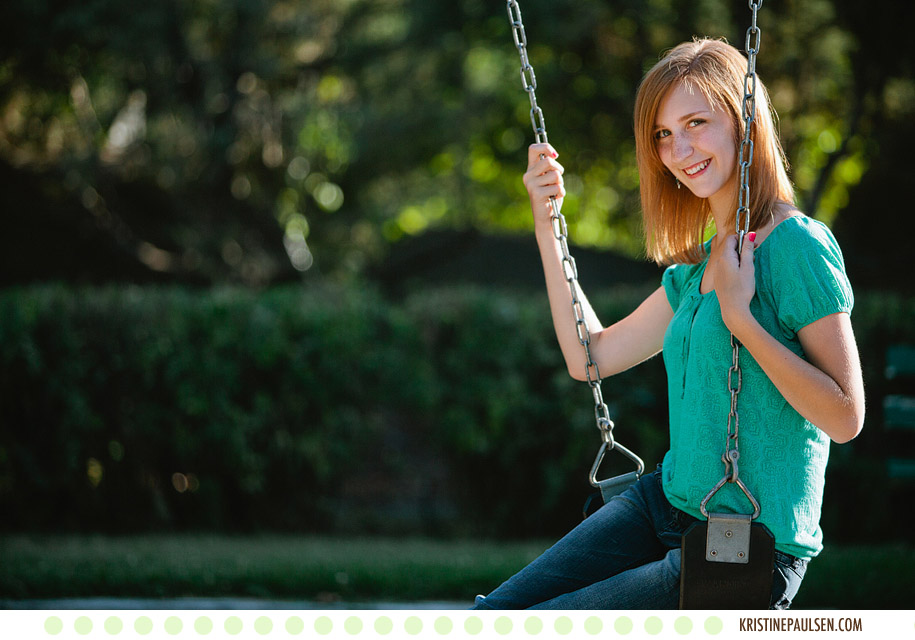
[
  {"left": 0, "top": 0, "right": 910, "bottom": 287},
  {"left": 827, "top": 0, "right": 915, "bottom": 292}
]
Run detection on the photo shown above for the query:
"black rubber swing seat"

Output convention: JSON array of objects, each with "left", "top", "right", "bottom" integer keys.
[{"left": 679, "top": 519, "right": 775, "bottom": 610}]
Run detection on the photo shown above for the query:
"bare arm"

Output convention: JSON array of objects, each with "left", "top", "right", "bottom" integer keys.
[
  {"left": 526, "top": 143, "right": 673, "bottom": 381},
  {"left": 717, "top": 235, "right": 865, "bottom": 443}
]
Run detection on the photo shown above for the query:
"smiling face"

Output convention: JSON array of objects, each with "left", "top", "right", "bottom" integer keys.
[{"left": 654, "top": 81, "right": 738, "bottom": 206}]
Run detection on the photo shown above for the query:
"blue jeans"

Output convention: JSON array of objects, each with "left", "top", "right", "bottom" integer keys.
[{"left": 472, "top": 467, "right": 807, "bottom": 610}]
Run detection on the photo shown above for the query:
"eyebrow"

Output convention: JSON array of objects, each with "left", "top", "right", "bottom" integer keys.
[{"left": 654, "top": 110, "right": 711, "bottom": 130}]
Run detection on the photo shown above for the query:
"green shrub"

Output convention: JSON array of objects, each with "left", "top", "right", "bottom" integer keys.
[
  {"left": 0, "top": 283, "right": 912, "bottom": 541},
  {"left": 0, "top": 284, "right": 433, "bottom": 533}
]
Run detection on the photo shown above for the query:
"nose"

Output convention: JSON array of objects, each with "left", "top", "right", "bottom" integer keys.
[{"left": 671, "top": 134, "right": 693, "bottom": 164}]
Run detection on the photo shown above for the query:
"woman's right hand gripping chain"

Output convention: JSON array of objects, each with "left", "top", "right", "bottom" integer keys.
[{"left": 523, "top": 143, "right": 565, "bottom": 225}]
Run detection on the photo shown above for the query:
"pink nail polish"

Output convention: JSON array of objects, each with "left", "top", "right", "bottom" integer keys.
[{"left": 746, "top": 232, "right": 757, "bottom": 243}]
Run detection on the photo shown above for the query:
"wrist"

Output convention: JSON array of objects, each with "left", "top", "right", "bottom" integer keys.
[
  {"left": 534, "top": 216, "right": 558, "bottom": 241},
  {"left": 722, "top": 306, "right": 757, "bottom": 340}
]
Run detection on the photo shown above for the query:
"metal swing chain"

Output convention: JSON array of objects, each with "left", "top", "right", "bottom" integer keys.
[
  {"left": 703, "top": 0, "right": 764, "bottom": 519},
  {"left": 505, "top": 0, "right": 624, "bottom": 457}
]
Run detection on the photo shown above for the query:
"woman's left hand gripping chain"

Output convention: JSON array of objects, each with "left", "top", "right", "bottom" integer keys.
[{"left": 716, "top": 231, "right": 757, "bottom": 335}]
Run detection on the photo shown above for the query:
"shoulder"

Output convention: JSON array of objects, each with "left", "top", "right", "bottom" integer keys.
[
  {"left": 766, "top": 214, "right": 842, "bottom": 251},
  {"left": 762, "top": 214, "right": 846, "bottom": 273}
]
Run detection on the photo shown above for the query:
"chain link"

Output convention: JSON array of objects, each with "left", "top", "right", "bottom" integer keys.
[
  {"left": 723, "top": 0, "right": 762, "bottom": 487},
  {"left": 505, "top": 0, "right": 615, "bottom": 446}
]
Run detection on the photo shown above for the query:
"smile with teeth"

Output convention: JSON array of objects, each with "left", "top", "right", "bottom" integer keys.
[{"left": 683, "top": 159, "right": 711, "bottom": 177}]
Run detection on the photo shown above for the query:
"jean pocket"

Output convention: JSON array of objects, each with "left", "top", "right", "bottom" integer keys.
[{"left": 770, "top": 552, "right": 808, "bottom": 610}]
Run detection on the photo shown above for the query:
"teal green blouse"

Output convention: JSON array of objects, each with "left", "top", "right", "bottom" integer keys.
[{"left": 660, "top": 215, "right": 853, "bottom": 559}]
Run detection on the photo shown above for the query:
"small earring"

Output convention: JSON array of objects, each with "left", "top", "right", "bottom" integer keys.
[{"left": 675, "top": 177, "right": 681, "bottom": 190}]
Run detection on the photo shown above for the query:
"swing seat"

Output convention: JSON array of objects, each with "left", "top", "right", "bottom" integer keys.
[
  {"left": 679, "top": 515, "right": 775, "bottom": 609},
  {"left": 582, "top": 471, "right": 641, "bottom": 518},
  {"left": 595, "top": 470, "right": 641, "bottom": 502},
  {"left": 582, "top": 440, "right": 645, "bottom": 518}
]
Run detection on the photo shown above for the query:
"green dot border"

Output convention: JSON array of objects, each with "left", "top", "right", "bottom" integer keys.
[
  {"left": 29, "top": 612, "right": 740, "bottom": 638},
  {"left": 224, "top": 616, "right": 243, "bottom": 636},
  {"left": 193, "top": 616, "right": 213, "bottom": 635},
  {"left": 134, "top": 616, "right": 153, "bottom": 636},
  {"left": 104, "top": 616, "right": 124, "bottom": 635},
  {"left": 74, "top": 616, "right": 93, "bottom": 636},
  {"left": 44, "top": 617, "right": 64, "bottom": 636}
]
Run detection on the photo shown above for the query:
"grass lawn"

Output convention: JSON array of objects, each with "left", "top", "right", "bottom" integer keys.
[
  {"left": 1, "top": 535, "right": 912, "bottom": 609},
  {"left": 0, "top": 535, "right": 545, "bottom": 606}
]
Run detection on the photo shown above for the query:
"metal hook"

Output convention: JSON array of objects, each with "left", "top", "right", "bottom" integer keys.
[
  {"left": 700, "top": 471, "right": 761, "bottom": 521},
  {"left": 588, "top": 440, "right": 645, "bottom": 504}
]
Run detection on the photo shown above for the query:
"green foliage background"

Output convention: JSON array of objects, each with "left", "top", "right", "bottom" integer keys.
[
  {"left": 1, "top": 0, "right": 912, "bottom": 287},
  {"left": 2, "top": 285, "right": 912, "bottom": 542}
]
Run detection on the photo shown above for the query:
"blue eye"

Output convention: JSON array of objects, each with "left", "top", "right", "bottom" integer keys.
[{"left": 655, "top": 129, "right": 670, "bottom": 140}]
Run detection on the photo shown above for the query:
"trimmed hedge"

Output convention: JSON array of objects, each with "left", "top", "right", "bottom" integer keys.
[{"left": 0, "top": 283, "right": 912, "bottom": 541}]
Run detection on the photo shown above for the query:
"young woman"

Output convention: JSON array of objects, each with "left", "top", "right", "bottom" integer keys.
[{"left": 471, "top": 39, "right": 865, "bottom": 610}]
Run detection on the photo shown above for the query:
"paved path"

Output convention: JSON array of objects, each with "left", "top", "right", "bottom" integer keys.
[{"left": 1, "top": 598, "right": 467, "bottom": 610}]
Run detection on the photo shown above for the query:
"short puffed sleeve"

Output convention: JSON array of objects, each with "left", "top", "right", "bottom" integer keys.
[
  {"left": 766, "top": 217, "right": 854, "bottom": 335},
  {"left": 662, "top": 259, "right": 705, "bottom": 312},
  {"left": 662, "top": 263, "right": 687, "bottom": 311}
]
